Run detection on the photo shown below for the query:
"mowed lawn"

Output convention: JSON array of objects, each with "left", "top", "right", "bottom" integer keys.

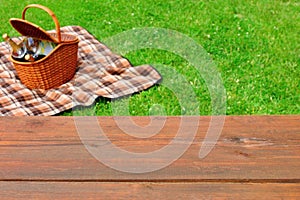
[{"left": 0, "top": 0, "right": 299, "bottom": 115}]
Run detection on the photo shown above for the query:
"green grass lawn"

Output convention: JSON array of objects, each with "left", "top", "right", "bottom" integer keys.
[{"left": 0, "top": 0, "right": 299, "bottom": 116}]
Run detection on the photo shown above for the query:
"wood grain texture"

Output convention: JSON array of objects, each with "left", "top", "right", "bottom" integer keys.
[
  {"left": 0, "top": 182, "right": 299, "bottom": 200},
  {"left": 0, "top": 116, "right": 299, "bottom": 198}
]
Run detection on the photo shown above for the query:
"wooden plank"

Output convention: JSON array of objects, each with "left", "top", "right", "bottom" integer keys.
[
  {"left": 0, "top": 182, "right": 299, "bottom": 200},
  {"left": 0, "top": 116, "right": 299, "bottom": 181}
]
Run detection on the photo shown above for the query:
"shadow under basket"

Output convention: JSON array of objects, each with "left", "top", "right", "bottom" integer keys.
[{"left": 9, "top": 4, "right": 79, "bottom": 90}]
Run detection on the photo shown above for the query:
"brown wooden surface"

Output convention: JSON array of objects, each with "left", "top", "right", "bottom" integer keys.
[{"left": 0, "top": 115, "right": 299, "bottom": 199}]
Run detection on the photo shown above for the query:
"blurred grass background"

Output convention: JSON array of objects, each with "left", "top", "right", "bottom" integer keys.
[{"left": 0, "top": 0, "right": 299, "bottom": 115}]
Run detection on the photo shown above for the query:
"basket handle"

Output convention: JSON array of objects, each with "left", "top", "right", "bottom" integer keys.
[{"left": 21, "top": 4, "right": 61, "bottom": 43}]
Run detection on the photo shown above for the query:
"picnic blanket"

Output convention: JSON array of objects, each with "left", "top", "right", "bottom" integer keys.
[{"left": 0, "top": 26, "right": 162, "bottom": 116}]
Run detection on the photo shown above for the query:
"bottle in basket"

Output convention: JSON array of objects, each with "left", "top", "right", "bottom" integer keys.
[
  {"left": 2, "top": 33, "right": 27, "bottom": 61},
  {"left": 24, "top": 54, "right": 35, "bottom": 62}
]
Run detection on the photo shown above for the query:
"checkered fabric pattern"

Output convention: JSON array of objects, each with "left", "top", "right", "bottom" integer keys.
[{"left": 0, "top": 26, "right": 162, "bottom": 116}]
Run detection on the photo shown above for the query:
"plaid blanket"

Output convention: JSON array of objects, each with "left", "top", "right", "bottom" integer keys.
[{"left": 0, "top": 26, "right": 162, "bottom": 116}]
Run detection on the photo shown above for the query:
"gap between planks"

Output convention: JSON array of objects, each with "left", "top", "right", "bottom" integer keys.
[{"left": 0, "top": 178, "right": 299, "bottom": 184}]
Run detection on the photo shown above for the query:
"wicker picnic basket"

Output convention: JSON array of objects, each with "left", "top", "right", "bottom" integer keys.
[{"left": 9, "top": 4, "right": 79, "bottom": 90}]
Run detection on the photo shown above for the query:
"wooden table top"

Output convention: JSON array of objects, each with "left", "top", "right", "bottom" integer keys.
[{"left": 0, "top": 115, "right": 299, "bottom": 199}]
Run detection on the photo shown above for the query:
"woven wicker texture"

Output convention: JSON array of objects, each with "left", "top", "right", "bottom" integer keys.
[{"left": 9, "top": 4, "right": 78, "bottom": 89}]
